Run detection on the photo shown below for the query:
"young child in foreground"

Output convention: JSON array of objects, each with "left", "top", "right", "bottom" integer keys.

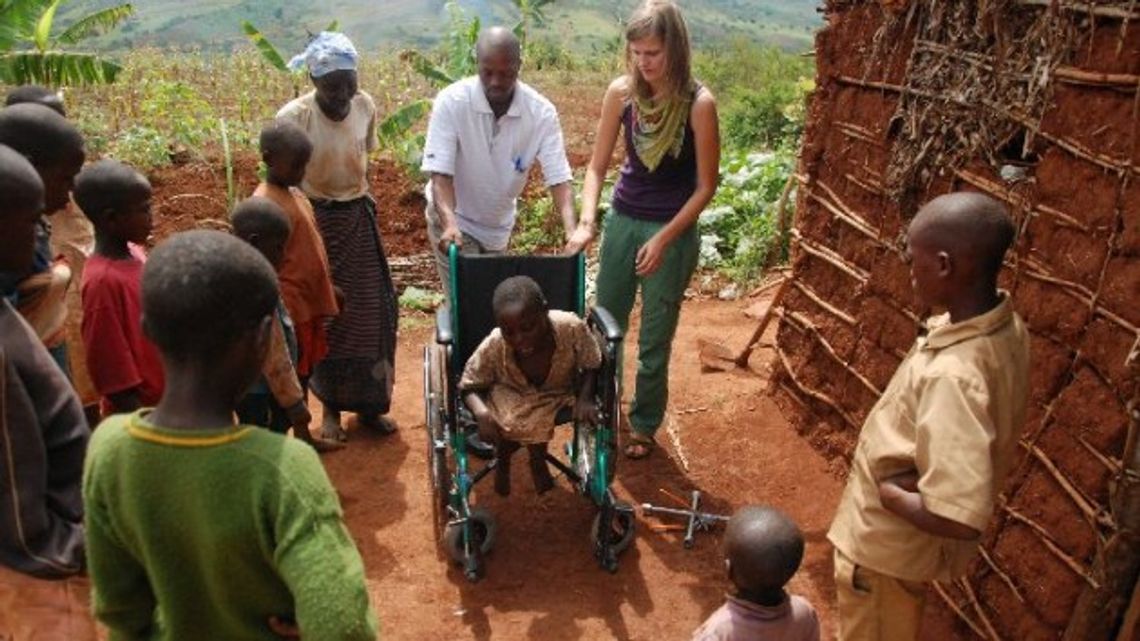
[
  {"left": 0, "top": 143, "right": 96, "bottom": 640},
  {"left": 83, "top": 229, "right": 377, "bottom": 640},
  {"left": 828, "top": 192, "right": 1030, "bottom": 640},
  {"left": 231, "top": 196, "right": 340, "bottom": 451},
  {"left": 460, "top": 275, "right": 602, "bottom": 496},
  {"left": 692, "top": 506, "right": 820, "bottom": 641},
  {"left": 75, "top": 159, "right": 165, "bottom": 416},
  {"left": 251, "top": 122, "right": 341, "bottom": 397}
]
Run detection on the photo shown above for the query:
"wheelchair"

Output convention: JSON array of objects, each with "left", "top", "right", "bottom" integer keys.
[{"left": 423, "top": 246, "right": 636, "bottom": 582}]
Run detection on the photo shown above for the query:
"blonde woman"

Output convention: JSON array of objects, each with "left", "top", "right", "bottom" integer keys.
[{"left": 579, "top": 0, "right": 719, "bottom": 459}]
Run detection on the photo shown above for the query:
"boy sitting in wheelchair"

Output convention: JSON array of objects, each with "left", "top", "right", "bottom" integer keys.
[{"left": 459, "top": 276, "right": 602, "bottom": 496}]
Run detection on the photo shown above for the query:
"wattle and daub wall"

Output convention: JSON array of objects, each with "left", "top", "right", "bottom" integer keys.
[{"left": 772, "top": 1, "right": 1140, "bottom": 639}]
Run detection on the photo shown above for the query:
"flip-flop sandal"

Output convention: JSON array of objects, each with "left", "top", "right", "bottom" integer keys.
[{"left": 623, "top": 433, "right": 655, "bottom": 460}]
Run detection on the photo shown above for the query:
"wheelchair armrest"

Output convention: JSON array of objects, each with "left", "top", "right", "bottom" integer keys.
[
  {"left": 435, "top": 307, "right": 453, "bottom": 345},
  {"left": 588, "top": 306, "right": 623, "bottom": 343}
]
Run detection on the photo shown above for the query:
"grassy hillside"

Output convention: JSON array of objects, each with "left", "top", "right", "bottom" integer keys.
[{"left": 63, "top": 0, "right": 820, "bottom": 54}]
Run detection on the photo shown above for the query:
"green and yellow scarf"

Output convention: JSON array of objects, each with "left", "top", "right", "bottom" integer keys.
[{"left": 631, "top": 82, "right": 696, "bottom": 172}]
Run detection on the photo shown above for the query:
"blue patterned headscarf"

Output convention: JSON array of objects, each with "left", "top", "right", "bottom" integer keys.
[{"left": 288, "top": 32, "right": 358, "bottom": 78}]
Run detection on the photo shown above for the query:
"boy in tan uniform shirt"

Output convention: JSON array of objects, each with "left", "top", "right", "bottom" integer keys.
[{"left": 828, "top": 192, "right": 1030, "bottom": 640}]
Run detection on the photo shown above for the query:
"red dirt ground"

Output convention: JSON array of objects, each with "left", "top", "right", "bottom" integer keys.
[{"left": 319, "top": 292, "right": 842, "bottom": 641}]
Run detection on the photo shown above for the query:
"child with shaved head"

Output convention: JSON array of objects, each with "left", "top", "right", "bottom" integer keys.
[
  {"left": 82, "top": 230, "right": 377, "bottom": 640},
  {"left": 252, "top": 122, "right": 341, "bottom": 418},
  {"left": 231, "top": 196, "right": 340, "bottom": 451},
  {"left": 692, "top": 506, "right": 820, "bottom": 640},
  {"left": 0, "top": 143, "right": 95, "bottom": 640},
  {"left": 828, "top": 192, "right": 1030, "bottom": 640},
  {"left": 460, "top": 275, "right": 602, "bottom": 496},
  {"left": 75, "top": 159, "right": 165, "bottom": 416},
  {"left": 0, "top": 103, "right": 85, "bottom": 378}
]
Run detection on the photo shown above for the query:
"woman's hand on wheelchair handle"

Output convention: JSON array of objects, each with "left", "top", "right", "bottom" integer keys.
[{"left": 563, "top": 222, "right": 595, "bottom": 255}]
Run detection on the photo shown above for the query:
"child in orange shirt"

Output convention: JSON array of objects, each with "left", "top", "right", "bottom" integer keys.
[{"left": 252, "top": 122, "right": 341, "bottom": 434}]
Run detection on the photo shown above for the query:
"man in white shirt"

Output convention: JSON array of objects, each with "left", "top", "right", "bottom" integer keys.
[{"left": 421, "top": 27, "right": 593, "bottom": 298}]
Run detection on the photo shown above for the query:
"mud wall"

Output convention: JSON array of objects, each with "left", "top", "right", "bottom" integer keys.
[{"left": 771, "top": 2, "right": 1140, "bottom": 639}]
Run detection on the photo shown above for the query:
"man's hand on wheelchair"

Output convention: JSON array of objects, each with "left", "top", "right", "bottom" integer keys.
[
  {"left": 438, "top": 224, "right": 463, "bottom": 255},
  {"left": 563, "top": 221, "right": 595, "bottom": 255}
]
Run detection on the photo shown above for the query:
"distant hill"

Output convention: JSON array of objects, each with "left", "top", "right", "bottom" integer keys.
[{"left": 64, "top": 0, "right": 821, "bottom": 55}]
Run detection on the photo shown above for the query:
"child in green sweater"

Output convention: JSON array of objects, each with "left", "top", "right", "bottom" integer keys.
[{"left": 82, "top": 229, "right": 377, "bottom": 640}]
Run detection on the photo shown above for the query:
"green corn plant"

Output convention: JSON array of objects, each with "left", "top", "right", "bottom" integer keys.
[{"left": 0, "top": 0, "right": 134, "bottom": 86}]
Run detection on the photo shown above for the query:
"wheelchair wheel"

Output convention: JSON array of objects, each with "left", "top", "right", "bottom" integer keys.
[
  {"left": 444, "top": 507, "right": 497, "bottom": 581},
  {"left": 424, "top": 345, "right": 451, "bottom": 544},
  {"left": 592, "top": 500, "right": 636, "bottom": 572}
]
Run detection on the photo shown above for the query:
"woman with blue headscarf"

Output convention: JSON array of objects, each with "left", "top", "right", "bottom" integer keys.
[{"left": 277, "top": 32, "right": 398, "bottom": 442}]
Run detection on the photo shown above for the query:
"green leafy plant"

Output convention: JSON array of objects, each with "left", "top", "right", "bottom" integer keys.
[
  {"left": 698, "top": 149, "right": 796, "bottom": 284},
  {"left": 379, "top": 1, "right": 480, "bottom": 177},
  {"left": 512, "top": 0, "right": 553, "bottom": 53},
  {"left": 0, "top": 0, "right": 134, "bottom": 85}
]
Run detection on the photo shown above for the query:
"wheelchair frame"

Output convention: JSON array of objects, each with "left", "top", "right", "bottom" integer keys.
[{"left": 423, "top": 247, "right": 635, "bottom": 582}]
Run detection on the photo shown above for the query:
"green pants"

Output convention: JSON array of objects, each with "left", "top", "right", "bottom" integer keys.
[{"left": 596, "top": 210, "right": 699, "bottom": 437}]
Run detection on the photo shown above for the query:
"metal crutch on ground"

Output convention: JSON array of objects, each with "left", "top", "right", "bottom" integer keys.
[{"left": 641, "top": 489, "right": 730, "bottom": 548}]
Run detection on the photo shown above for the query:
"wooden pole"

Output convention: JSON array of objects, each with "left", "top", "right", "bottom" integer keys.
[{"left": 1064, "top": 370, "right": 1140, "bottom": 640}]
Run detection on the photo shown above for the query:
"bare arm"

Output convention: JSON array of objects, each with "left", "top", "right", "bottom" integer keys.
[
  {"left": 579, "top": 78, "right": 628, "bottom": 239},
  {"left": 430, "top": 173, "right": 463, "bottom": 252},
  {"left": 551, "top": 181, "right": 589, "bottom": 254},
  {"left": 878, "top": 472, "right": 982, "bottom": 540},
  {"left": 636, "top": 89, "right": 721, "bottom": 276}
]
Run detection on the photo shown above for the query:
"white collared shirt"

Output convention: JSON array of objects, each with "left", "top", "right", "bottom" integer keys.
[{"left": 421, "top": 77, "right": 572, "bottom": 251}]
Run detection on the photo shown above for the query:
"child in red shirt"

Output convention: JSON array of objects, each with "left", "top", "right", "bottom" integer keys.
[{"left": 76, "top": 160, "right": 164, "bottom": 415}]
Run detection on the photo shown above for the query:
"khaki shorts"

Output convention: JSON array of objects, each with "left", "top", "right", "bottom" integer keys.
[
  {"left": 834, "top": 548, "right": 928, "bottom": 641},
  {"left": 0, "top": 564, "right": 98, "bottom": 641},
  {"left": 424, "top": 202, "right": 503, "bottom": 301}
]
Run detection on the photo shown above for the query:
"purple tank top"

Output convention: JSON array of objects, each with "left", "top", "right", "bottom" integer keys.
[{"left": 611, "top": 89, "right": 699, "bottom": 222}]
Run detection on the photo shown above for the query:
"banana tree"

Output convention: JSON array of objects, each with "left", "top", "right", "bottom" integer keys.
[
  {"left": 0, "top": 0, "right": 134, "bottom": 86},
  {"left": 512, "top": 0, "right": 553, "bottom": 52},
  {"left": 378, "top": 2, "right": 478, "bottom": 173}
]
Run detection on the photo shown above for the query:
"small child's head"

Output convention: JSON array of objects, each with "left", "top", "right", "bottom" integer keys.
[
  {"left": 0, "top": 103, "right": 84, "bottom": 214},
  {"left": 724, "top": 506, "right": 804, "bottom": 601},
  {"left": 141, "top": 230, "right": 279, "bottom": 395},
  {"left": 260, "top": 121, "right": 312, "bottom": 188},
  {"left": 230, "top": 196, "right": 292, "bottom": 270},
  {"left": 905, "top": 192, "right": 1015, "bottom": 311},
  {"left": 0, "top": 144, "right": 46, "bottom": 273},
  {"left": 492, "top": 276, "right": 552, "bottom": 357},
  {"left": 5, "top": 85, "right": 66, "bottom": 117},
  {"left": 74, "top": 159, "right": 153, "bottom": 245}
]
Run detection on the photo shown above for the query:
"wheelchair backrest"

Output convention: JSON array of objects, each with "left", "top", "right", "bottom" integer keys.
[{"left": 449, "top": 250, "right": 586, "bottom": 370}]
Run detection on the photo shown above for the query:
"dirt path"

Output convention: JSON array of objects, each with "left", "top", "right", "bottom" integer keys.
[{"left": 323, "top": 294, "right": 843, "bottom": 640}]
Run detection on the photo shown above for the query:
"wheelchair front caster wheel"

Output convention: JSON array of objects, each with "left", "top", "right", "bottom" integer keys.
[
  {"left": 592, "top": 500, "right": 636, "bottom": 558},
  {"left": 445, "top": 507, "right": 497, "bottom": 571}
]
